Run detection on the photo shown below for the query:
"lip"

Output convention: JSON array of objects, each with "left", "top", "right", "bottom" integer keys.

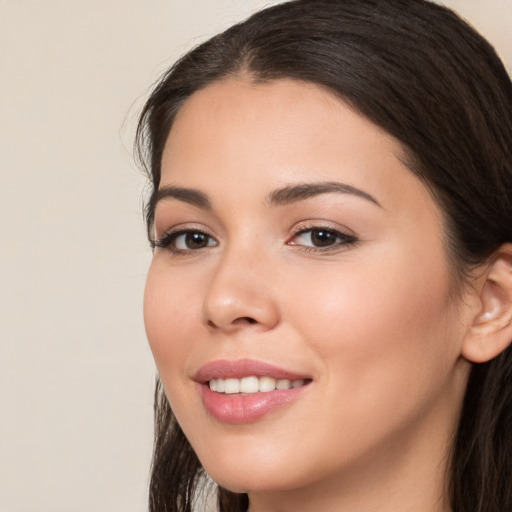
[
  {"left": 194, "top": 359, "right": 312, "bottom": 424},
  {"left": 194, "top": 358, "right": 311, "bottom": 383}
]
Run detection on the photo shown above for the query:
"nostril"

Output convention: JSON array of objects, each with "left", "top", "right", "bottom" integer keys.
[
  {"left": 207, "top": 317, "right": 257, "bottom": 329},
  {"left": 237, "top": 317, "right": 257, "bottom": 325}
]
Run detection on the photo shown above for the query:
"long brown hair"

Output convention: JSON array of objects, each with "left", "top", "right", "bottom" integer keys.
[{"left": 136, "top": 1, "right": 512, "bottom": 510}]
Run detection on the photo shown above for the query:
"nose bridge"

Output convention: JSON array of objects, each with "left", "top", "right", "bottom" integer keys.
[{"left": 202, "top": 237, "right": 279, "bottom": 332}]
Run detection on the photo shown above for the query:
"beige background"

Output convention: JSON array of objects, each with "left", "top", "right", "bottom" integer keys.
[{"left": 0, "top": 1, "right": 510, "bottom": 511}]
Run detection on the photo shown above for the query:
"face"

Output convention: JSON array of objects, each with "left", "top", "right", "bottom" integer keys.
[{"left": 144, "top": 79, "right": 471, "bottom": 500}]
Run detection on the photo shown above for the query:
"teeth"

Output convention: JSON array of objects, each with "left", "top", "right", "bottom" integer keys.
[
  {"left": 259, "top": 376, "right": 276, "bottom": 392},
  {"left": 216, "top": 378, "right": 225, "bottom": 393},
  {"left": 208, "top": 376, "right": 306, "bottom": 394},
  {"left": 240, "top": 376, "right": 259, "bottom": 393},
  {"left": 276, "top": 379, "right": 291, "bottom": 390},
  {"left": 224, "top": 378, "right": 240, "bottom": 394}
]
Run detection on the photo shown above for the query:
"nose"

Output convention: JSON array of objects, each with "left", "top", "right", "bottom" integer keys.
[{"left": 202, "top": 249, "right": 280, "bottom": 333}]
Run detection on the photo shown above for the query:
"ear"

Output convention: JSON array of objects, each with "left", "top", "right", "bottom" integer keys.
[{"left": 462, "top": 244, "right": 512, "bottom": 363}]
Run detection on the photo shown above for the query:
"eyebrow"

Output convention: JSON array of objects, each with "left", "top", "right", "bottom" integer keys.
[
  {"left": 154, "top": 181, "right": 382, "bottom": 210},
  {"left": 267, "top": 181, "right": 382, "bottom": 208},
  {"left": 153, "top": 185, "right": 212, "bottom": 209}
]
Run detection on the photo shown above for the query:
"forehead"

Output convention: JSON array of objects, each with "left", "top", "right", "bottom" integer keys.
[
  {"left": 166, "top": 78, "right": 394, "bottom": 151},
  {"left": 160, "top": 78, "right": 431, "bottom": 215}
]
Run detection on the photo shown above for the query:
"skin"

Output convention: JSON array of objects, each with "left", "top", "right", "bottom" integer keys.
[{"left": 144, "top": 78, "right": 477, "bottom": 512}]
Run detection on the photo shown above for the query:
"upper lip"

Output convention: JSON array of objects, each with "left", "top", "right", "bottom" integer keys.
[{"left": 193, "top": 358, "right": 312, "bottom": 384}]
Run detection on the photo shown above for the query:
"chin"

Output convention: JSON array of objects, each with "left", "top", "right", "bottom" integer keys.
[
  {"left": 206, "top": 467, "right": 301, "bottom": 494},
  {"left": 196, "top": 443, "right": 323, "bottom": 495}
]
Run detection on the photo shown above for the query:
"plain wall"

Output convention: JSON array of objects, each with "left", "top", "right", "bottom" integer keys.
[{"left": 0, "top": 1, "right": 510, "bottom": 511}]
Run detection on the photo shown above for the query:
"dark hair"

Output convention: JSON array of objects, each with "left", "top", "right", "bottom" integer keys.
[{"left": 136, "top": 1, "right": 512, "bottom": 510}]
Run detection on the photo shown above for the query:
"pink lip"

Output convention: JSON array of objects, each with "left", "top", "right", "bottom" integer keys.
[
  {"left": 194, "top": 358, "right": 310, "bottom": 383},
  {"left": 194, "top": 359, "right": 312, "bottom": 424}
]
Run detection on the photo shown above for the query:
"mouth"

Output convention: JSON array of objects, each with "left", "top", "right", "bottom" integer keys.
[
  {"left": 195, "top": 359, "right": 312, "bottom": 424},
  {"left": 208, "top": 376, "right": 309, "bottom": 394}
]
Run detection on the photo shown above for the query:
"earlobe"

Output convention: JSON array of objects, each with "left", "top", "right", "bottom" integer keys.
[{"left": 462, "top": 244, "right": 512, "bottom": 364}]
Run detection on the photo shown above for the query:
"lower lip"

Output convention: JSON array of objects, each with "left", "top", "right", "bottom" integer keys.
[{"left": 200, "top": 384, "right": 309, "bottom": 424}]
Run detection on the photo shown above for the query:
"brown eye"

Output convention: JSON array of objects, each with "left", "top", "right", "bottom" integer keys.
[
  {"left": 310, "top": 229, "right": 340, "bottom": 247},
  {"left": 172, "top": 231, "right": 218, "bottom": 251},
  {"left": 154, "top": 229, "right": 218, "bottom": 252},
  {"left": 289, "top": 227, "right": 357, "bottom": 251},
  {"left": 181, "top": 232, "right": 211, "bottom": 249}
]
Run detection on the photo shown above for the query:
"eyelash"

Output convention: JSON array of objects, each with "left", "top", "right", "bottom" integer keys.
[
  {"left": 153, "top": 228, "right": 218, "bottom": 255},
  {"left": 153, "top": 225, "right": 358, "bottom": 255},
  {"left": 289, "top": 225, "right": 358, "bottom": 253}
]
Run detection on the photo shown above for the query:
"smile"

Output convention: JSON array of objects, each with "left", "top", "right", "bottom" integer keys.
[
  {"left": 196, "top": 360, "right": 312, "bottom": 423},
  {"left": 209, "top": 376, "right": 307, "bottom": 394}
]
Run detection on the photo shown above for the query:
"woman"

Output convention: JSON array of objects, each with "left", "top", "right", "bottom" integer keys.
[{"left": 136, "top": 0, "right": 512, "bottom": 511}]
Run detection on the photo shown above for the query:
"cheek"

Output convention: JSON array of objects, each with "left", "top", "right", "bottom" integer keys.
[
  {"left": 143, "top": 260, "right": 199, "bottom": 376},
  {"left": 287, "top": 243, "right": 459, "bottom": 416},
  {"left": 143, "top": 260, "right": 210, "bottom": 428}
]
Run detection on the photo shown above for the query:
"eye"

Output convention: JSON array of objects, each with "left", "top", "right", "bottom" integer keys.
[
  {"left": 174, "top": 231, "right": 217, "bottom": 250},
  {"left": 288, "top": 227, "right": 357, "bottom": 250},
  {"left": 154, "top": 229, "right": 218, "bottom": 253}
]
